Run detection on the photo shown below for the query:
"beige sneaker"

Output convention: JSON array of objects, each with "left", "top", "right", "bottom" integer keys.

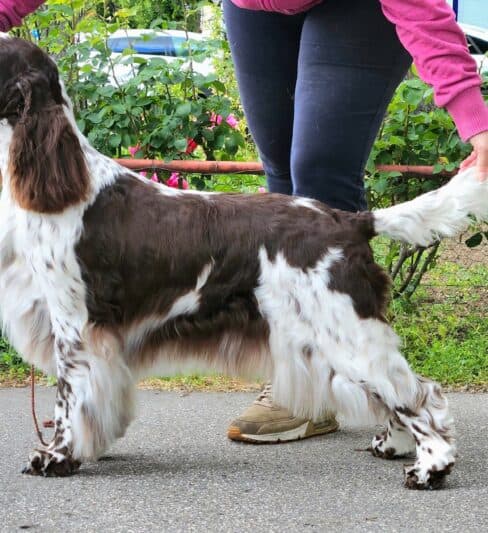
[{"left": 227, "top": 383, "right": 339, "bottom": 443}]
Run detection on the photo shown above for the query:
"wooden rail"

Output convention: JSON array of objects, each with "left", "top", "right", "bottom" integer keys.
[{"left": 115, "top": 159, "right": 457, "bottom": 178}]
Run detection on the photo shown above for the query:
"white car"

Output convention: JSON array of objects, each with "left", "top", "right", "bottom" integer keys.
[
  {"left": 459, "top": 22, "right": 488, "bottom": 75},
  {"left": 79, "top": 29, "right": 215, "bottom": 86},
  {"left": 107, "top": 29, "right": 214, "bottom": 84}
]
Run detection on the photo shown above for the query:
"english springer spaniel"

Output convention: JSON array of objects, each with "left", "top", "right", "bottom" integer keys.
[{"left": 0, "top": 36, "right": 486, "bottom": 489}]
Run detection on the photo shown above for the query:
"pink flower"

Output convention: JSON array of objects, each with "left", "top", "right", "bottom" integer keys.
[
  {"left": 258, "top": 186, "right": 267, "bottom": 193},
  {"left": 139, "top": 171, "right": 147, "bottom": 178},
  {"left": 129, "top": 144, "right": 141, "bottom": 158},
  {"left": 167, "top": 172, "right": 180, "bottom": 188},
  {"left": 226, "top": 114, "right": 238, "bottom": 129},
  {"left": 150, "top": 173, "right": 159, "bottom": 183},
  {"left": 210, "top": 112, "right": 238, "bottom": 129},
  {"left": 186, "top": 138, "right": 198, "bottom": 154},
  {"left": 210, "top": 112, "right": 223, "bottom": 126},
  {"left": 166, "top": 172, "right": 189, "bottom": 190}
]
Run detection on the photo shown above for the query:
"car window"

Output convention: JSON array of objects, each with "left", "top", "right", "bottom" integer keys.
[
  {"left": 107, "top": 36, "right": 177, "bottom": 56},
  {"left": 107, "top": 35, "right": 206, "bottom": 57}
]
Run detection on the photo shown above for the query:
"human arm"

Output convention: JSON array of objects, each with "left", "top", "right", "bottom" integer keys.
[
  {"left": 379, "top": 0, "right": 488, "bottom": 180},
  {"left": 459, "top": 131, "right": 488, "bottom": 181},
  {"left": 0, "top": 0, "right": 46, "bottom": 32}
]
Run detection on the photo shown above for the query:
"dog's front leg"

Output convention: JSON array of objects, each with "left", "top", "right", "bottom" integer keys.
[
  {"left": 21, "top": 221, "right": 134, "bottom": 476},
  {"left": 23, "top": 339, "right": 83, "bottom": 477}
]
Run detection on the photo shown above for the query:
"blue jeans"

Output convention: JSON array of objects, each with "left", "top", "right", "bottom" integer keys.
[{"left": 223, "top": 0, "right": 412, "bottom": 211}]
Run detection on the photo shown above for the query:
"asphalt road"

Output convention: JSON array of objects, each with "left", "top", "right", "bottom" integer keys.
[{"left": 0, "top": 388, "right": 487, "bottom": 532}]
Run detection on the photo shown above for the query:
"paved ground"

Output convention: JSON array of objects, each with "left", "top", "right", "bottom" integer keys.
[{"left": 0, "top": 388, "right": 487, "bottom": 532}]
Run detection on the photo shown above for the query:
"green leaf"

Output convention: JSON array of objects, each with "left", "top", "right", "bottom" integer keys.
[
  {"left": 76, "top": 118, "right": 86, "bottom": 133},
  {"left": 432, "top": 163, "right": 444, "bottom": 174},
  {"left": 174, "top": 138, "right": 188, "bottom": 151},
  {"left": 175, "top": 102, "right": 192, "bottom": 117},
  {"left": 109, "top": 134, "right": 122, "bottom": 148},
  {"left": 112, "top": 104, "right": 127, "bottom": 115},
  {"left": 210, "top": 80, "right": 226, "bottom": 93},
  {"left": 201, "top": 129, "right": 214, "bottom": 141},
  {"left": 87, "top": 112, "right": 103, "bottom": 125}
]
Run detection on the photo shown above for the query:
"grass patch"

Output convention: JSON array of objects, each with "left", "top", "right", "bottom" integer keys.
[
  {"left": 390, "top": 299, "right": 488, "bottom": 386},
  {"left": 139, "top": 374, "right": 261, "bottom": 392},
  {"left": 388, "top": 254, "right": 487, "bottom": 387},
  {"left": 0, "top": 337, "right": 31, "bottom": 386}
]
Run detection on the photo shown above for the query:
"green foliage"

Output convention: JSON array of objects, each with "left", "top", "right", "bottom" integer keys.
[
  {"left": 0, "top": 338, "right": 30, "bottom": 381},
  {"left": 18, "top": 0, "right": 245, "bottom": 167},
  {"left": 117, "top": 0, "right": 202, "bottom": 31},
  {"left": 386, "top": 256, "right": 488, "bottom": 385},
  {"left": 366, "top": 70, "right": 487, "bottom": 297},
  {"left": 366, "top": 73, "right": 474, "bottom": 206}
]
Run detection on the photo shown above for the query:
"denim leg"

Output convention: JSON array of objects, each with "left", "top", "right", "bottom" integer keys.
[
  {"left": 223, "top": 0, "right": 411, "bottom": 212},
  {"left": 223, "top": 0, "right": 304, "bottom": 195},
  {"left": 291, "top": 0, "right": 412, "bottom": 211}
]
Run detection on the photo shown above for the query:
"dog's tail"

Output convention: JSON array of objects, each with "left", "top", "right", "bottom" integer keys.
[{"left": 373, "top": 167, "right": 488, "bottom": 246}]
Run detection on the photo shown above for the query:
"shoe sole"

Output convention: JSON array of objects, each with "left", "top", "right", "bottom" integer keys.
[{"left": 227, "top": 420, "right": 339, "bottom": 444}]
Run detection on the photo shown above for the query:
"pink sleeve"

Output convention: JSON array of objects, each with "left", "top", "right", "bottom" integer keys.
[
  {"left": 0, "top": 0, "right": 46, "bottom": 32},
  {"left": 230, "top": 0, "right": 321, "bottom": 14},
  {"left": 379, "top": 0, "right": 488, "bottom": 141}
]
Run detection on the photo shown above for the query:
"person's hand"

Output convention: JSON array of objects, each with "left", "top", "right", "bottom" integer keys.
[{"left": 460, "top": 130, "right": 488, "bottom": 182}]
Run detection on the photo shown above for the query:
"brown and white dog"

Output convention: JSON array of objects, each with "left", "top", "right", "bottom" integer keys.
[{"left": 0, "top": 36, "right": 486, "bottom": 488}]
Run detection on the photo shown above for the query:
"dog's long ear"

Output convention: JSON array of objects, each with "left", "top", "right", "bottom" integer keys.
[{"left": 7, "top": 70, "right": 90, "bottom": 214}]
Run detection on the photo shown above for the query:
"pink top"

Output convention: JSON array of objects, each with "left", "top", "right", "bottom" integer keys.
[
  {"left": 0, "top": 0, "right": 44, "bottom": 32},
  {"left": 1, "top": 0, "right": 487, "bottom": 141}
]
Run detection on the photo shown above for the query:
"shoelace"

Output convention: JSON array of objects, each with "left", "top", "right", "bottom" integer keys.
[{"left": 254, "top": 382, "right": 274, "bottom": 407}]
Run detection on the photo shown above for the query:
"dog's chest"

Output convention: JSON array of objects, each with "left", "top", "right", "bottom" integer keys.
[
  {"left": 0, "top": 201, "right": 89, "bottom": 345},
  {"left": 0, "top": 204, "right": 55, "bottom": 370}
]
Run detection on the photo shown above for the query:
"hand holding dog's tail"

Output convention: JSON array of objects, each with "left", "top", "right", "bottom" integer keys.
[{"left": 373, "top": 167, "right": 488, "bottom": 247}]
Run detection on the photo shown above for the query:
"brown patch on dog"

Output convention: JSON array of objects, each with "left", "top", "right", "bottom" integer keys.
[
  {"left": 76, "top": 175, "right": 386, "bottom": 331},
  {"left": 411, "top": 423, "right": 428, "bottom": 436},
  {"left": 302, "top": 345, "right": 313, "bottom": 361},
  {"left": 71, "top": 169, "right": 393, "bottom": 378}
]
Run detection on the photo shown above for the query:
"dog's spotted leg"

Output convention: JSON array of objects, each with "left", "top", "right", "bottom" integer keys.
[
  {"left": 21, "top": 229, "right": 95, "bottom": 477},
  {"left": 22, "top": 339, "right": 83, "bottom": 477},
  {"left": 396, "top": 380, "right": 455, "bottom": 490},
  {"left": 21, "top": 215, "right": 136, "bottom": 476},
  {"left": 371, "top": 418, "right": 416, "bottom": 459},
  {"left": 22, "top": 329, "right": 135, "bottom": 477}
]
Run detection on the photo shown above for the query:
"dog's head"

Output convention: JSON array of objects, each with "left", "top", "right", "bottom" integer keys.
[{"left": 0, "top": 35, "right": 89, "bottom": 213}]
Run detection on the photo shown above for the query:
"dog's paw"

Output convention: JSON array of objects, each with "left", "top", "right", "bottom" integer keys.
[
  {"left": 22, "top": 449, "right": 81, "bottom": 477},
  {"left": 403, "top": 461, "right": 453, "bottom": 490}
]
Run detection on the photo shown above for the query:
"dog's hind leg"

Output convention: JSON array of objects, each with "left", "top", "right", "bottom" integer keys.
[
  {"left": 371, "top": 418, "right": 416, "bottom": 459},
  {"left": 326, "top": 318, "right": 456, "bottom": 490},
  {"left": 394, "top": 379, "right": 455, "bottom": 490},
  {"left": 368, "top": 367, "right": 455, "bottom": 489}
]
